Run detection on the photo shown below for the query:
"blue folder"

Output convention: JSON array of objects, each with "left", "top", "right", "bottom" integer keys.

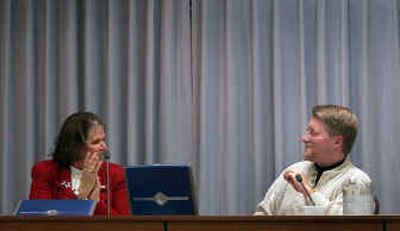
[
  {"left": 125, "top": 164, "right": 197, "bottom": 215},
  {"left": 14, "top": 199, "right": 96, "bottom": 216}
]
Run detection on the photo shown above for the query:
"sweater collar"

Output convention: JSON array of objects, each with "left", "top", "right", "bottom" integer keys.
[{"left": 313, "top": 157, "right": 346, "bottom": 186}]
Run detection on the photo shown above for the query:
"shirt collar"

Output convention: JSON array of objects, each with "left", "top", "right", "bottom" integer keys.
[
  {"left": 314, "top": 157, "right": 346, "bottom": 172},
  {"left": 70, "top": 165, "right": 82, "bottom": 177},
  {"left": 313, "top": 157, "right": 346, "bottom": 186}
]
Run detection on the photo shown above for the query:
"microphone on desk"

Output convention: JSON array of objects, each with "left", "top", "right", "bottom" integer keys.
[
  {"left": 103, "top": 150, "right": 111, "bottom": 218},
  {"left": 295, "top": 174, "right": 316, "bottom": 206}
]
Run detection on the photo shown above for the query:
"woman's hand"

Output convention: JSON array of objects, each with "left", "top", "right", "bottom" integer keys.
[
  {"left": 78, "top": 151, "right": 102, "bottom": 199},
  {"left": 88, "top": 178, "right": 101, "bottom": 203}
]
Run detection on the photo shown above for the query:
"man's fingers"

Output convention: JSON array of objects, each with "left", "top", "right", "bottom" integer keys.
[
  {"left": 283, "top": 170, "right": 295, "bottom": 181},
  {"left": 283, "top": 170, "right": 306, "bottom": 194}
]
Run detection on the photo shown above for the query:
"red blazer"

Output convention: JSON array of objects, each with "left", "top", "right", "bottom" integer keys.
[{"left": 29, "top": 160, "right": 131, "bottom": 216}]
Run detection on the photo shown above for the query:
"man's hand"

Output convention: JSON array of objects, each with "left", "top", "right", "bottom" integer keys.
[{"left": 283, "top": 170, "right": 313, "bottom": 196}]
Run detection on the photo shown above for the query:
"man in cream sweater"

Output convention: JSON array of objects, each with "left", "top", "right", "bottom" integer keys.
[{"left": 255, "top": 105, "right": 373, "bottom": 215}]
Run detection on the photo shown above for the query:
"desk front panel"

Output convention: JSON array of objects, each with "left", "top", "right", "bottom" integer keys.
[
  {"left": 1, "top": 215, "right": 398, "bottom": 231},
  {"left": 385, "top": 219, "right": 400, "bottom": 231},
  {"left": 167, "top": 216, "right": 383, "bottom": 231},
  {"left": 0, "top": 217, "right": 164, "bottom": 231}
]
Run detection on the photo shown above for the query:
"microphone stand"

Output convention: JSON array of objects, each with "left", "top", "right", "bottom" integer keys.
[
  {"left": 103, "top": 151, "right": 111, "bottom": 219},
  {"left": 295, "top": 174, "right": 316, "bottom": 206},
  {"left": 106, "top": 160, "right": 110, "bottom": 218}
]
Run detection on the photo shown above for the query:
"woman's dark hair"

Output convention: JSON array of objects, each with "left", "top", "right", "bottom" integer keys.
[{"left": 52, "top": 111, "right": 105, "bottom": 167}]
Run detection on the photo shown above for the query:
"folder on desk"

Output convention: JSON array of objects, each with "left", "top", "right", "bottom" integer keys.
[
  {"left": 125, "top": 164, "right": 197, "bottom": 215},
  {"left": 14, "top": 199, "right": 96, "bottom": 216}
]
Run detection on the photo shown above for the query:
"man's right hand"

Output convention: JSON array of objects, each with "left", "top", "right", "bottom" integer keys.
[{"left": 283, "top": 170, "right": 312, "bottom": 196}]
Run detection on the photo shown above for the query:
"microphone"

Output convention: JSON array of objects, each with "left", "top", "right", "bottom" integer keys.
[
  {"left": 295, "top": 174, "right": 316, "bottom": 206},
  {"left": 103, "top": 150, "right": 111, "bottom": 218},
  {"left": 103, "top": 150, "right": 111, "bottom": 160}
]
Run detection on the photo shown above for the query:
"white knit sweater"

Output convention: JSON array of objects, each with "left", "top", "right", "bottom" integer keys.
[{"left": 254, "top": 155, "right": 372, "bottom": 215}]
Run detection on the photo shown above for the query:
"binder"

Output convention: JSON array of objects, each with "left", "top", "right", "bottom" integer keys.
[
  {"left": 14, "top": 199, "right": 96, "bottom": 216},
  {"left": 125, "top": 164, "right": 197, "bottom": 215}
]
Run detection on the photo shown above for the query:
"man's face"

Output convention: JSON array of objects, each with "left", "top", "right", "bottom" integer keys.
[{"left": 301, "top": 117, "right": 340, "bottom": 166}]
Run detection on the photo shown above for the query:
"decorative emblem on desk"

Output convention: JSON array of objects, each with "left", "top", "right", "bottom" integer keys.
[{"left": 133, "top": 192, "right": 189, "bottom": 206}]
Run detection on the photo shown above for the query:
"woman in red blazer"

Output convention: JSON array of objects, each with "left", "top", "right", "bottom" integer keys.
[{"left": 29, "top": 112, "right": 131, "bottom": 216}]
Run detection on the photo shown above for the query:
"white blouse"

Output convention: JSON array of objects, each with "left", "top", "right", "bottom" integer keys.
[{"left": 70, "top": 166, "right": 82, "bottom": 196}]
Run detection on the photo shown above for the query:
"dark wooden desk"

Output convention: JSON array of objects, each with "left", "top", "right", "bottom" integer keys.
[
  {"left": 1, "top": 215, "right": 399, "bottom": 231},
  {"left": 0, "top": 216, "right": 164, "bottom": 231},
  {"left": 167, "top": 216, "right": 384, "bottom": 231},
  {"left": 385, "top": 216, "right": 400, "bottom": 231}
]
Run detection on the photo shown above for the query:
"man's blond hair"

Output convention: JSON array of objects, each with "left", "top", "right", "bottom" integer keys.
[{"left": 312, "top": 105, "right": 358, "bottom": 155}]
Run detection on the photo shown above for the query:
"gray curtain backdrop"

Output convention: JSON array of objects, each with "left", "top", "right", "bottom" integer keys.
[{"left": 0, "top": 0, "right": 399, "bottom": 215}]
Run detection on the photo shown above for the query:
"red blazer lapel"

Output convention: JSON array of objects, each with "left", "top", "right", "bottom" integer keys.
[
  {"left": 55, "top": 167, "right": 76, "bottom": 199},
  {"left": 97, "top": 163, "right": 108, "bottom": 192}
]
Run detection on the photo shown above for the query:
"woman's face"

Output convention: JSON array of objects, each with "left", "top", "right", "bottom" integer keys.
[{"left": 84, "top": 123, "right": 108, "bottom": 157}]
